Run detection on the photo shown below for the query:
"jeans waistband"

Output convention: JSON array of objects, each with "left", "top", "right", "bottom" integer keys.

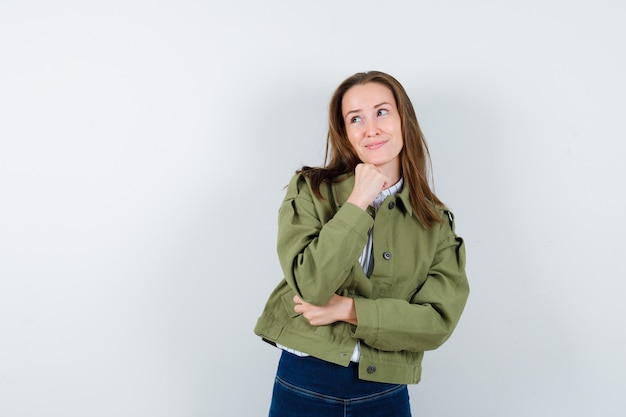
[{"left": 276, "top": 350, "right": 403, "bottom": 399}]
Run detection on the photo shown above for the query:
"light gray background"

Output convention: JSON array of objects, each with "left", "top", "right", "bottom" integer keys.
[{"left": 1, "top": 1, "right": 625, "bottom": 416}]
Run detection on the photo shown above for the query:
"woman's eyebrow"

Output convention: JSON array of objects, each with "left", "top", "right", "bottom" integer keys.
[
  {"left": 344, "top": 102, "right": 391, "bottom": 118},
  {"left": 344, "top": 108, "right": 361, "bottom": 118}
]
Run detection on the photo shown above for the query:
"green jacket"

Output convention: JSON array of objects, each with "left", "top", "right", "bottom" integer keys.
[{"left": 254, "top": 172, "right": 469, "bottom": 384}]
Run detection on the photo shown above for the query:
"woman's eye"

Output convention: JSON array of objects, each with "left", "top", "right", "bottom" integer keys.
[
  {"left": 350, "top": 116, "right": 361, "bottom": 124},
  {"left": 377, "top": 109, "right": 388, "bottom": 117}
]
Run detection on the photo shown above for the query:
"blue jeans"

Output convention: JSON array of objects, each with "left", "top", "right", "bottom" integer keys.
[{"left": 268, "top": 351, "right": 412, "bottom": 417}]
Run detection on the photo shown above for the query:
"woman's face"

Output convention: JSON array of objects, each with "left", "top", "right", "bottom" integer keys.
[{"left": 341, "top": 82, "right": 403, "bottom": 179}]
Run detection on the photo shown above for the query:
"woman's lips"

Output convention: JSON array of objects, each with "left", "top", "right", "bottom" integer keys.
[{"left": 365, "top": 140, "right": 387, "bottom": 150}]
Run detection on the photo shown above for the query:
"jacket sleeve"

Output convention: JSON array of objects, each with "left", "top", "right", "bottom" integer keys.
[
  {"left": 352, "top": 211, "right": 470, "bottom": 352},
  {"left": 277, "top": 174, "right": 374, "bottom": 306}
]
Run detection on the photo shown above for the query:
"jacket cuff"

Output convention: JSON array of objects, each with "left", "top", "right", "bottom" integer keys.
[
  {"left": 334, "top": 202, "right": 374, "bottom": 241},
  {"left": 352, "top": 297, "right": 379, "bottom": 344}
]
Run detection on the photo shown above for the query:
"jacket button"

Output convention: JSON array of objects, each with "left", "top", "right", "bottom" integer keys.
[
  {"left": 367, "top": 365, "right": 377, "bottom": 374},
  {"left": 383, "top": 251, "right": 392, "bottom": 260},
  {"left": 388, "top": 201, "right": 396, "bottom": 209}
]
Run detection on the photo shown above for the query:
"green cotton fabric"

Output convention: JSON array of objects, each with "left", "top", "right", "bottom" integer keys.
[{"left": 254, "top": 172, "right": 469, "bottom": 384}]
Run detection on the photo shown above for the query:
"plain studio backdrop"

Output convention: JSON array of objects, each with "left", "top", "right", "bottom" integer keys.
[{"left": 1, "top": 1, "right": 625, "bottom": 416}]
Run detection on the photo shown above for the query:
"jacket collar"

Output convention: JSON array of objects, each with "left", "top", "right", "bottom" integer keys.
[{"left": 331, "top": 173, "right": 414, "bottom": 216}]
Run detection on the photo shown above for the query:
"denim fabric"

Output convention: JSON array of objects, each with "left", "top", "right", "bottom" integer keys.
[{"left": 268, "top": 351, "right": 412, "bottom": 417}]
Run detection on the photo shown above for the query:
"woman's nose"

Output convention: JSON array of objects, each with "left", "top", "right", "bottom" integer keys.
[{"left": 365, "top": 120, "right": 380, "bottom": 137}]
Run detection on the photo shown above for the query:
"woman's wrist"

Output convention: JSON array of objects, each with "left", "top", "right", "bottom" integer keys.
[
  {"left": 346, "top": 195, "right": 369, "bottom": 211},
  {"left": 341, "top": 297, "right": 358, "bottom": 326}
]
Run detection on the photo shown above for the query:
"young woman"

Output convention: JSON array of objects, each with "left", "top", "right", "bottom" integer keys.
[{"left": 254, "top": 71, "right": 470, "bottom": 417}]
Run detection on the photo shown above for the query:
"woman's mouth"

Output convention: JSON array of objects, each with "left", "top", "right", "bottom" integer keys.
[{"left": 365, "top": 140, "right": 386, "bottom": 150}]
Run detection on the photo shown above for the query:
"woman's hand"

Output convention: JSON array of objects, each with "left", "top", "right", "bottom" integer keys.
[
  {"left": 293, "top": 294, "right": 358, "bottom": 326},
  {"left": 346, "top": 163, "right": 389, "bottom": 210}
]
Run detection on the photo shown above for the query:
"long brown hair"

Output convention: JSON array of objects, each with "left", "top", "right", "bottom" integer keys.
[{"left": 300, "top": 71, "right": 444, "bottom": 228}]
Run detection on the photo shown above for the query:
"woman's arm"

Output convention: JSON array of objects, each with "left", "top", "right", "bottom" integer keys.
[
  {"left": 293, "top": 293, "right": 358, "bottom": 326},
  {"left": 277, "top": 173, "right": 373, "bottom": 306}
]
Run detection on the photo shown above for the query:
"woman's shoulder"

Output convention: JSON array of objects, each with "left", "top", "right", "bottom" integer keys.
[
  {"left": 283, "top": 170, "right": 317, "bottom": 202},
  {"left": 286, "top": 170, "right": 311, "bottom": 189},
  {"left": 286, "top": 169, "right": 352, "bottom": 197},
  {"left": 431, "top": 204, "right": 460, "bottom": 237}
]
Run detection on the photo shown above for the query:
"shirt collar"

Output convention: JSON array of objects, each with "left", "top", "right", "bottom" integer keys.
[{"left": 372, "top": 177, "right": 403, "bottom": 210}]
